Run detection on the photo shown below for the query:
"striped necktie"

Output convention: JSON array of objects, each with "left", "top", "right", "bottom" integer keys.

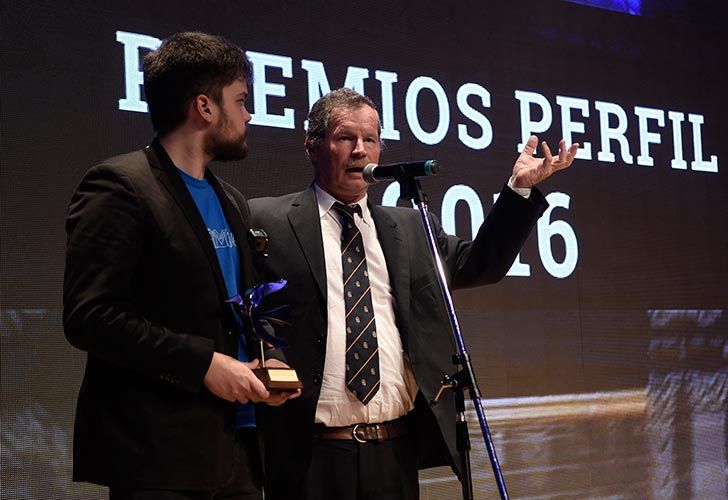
[{"left": 332, "top": 202, "right": 380, "bottom": 405}]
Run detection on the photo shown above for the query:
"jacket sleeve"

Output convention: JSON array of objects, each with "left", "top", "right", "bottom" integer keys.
[
  {"left": 436, "top": 184, "right": 549, "bottom": 289},
  {"left": 62, "top": 163, "right": 214, "bottom": 392}
]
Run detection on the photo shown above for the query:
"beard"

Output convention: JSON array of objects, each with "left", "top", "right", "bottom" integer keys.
[
  {"left": 210, "top": 135, "right": 248, "bottom": 161},
  {"left": 204, "top": 114, "right": 249, "bottom": 162}
]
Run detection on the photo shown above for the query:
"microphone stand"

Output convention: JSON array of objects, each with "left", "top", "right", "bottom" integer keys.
[{"left": 394, "top": 175, "right": 509, "bottom": 500}]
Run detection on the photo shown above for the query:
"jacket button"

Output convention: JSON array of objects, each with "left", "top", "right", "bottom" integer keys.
[
  {"left": 316, "top": 334, "right": 324, "bottom": 344},
  {"left": 312, "top": 373, "right": 322, "bottom": 385}
]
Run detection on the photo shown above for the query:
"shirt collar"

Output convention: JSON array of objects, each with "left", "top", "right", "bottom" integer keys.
[{"left": 314, "top": 182, "right": 372, "bottom": 225}]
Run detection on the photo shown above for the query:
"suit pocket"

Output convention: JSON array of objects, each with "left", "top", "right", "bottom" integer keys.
[
  {"left": 410, "top": 275, "right": 443, "bottom": 315},
  {"left": 411, "top": 272, "right": 437, "bottom": 293}
]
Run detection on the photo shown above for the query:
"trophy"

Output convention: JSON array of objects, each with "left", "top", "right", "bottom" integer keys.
[{"left": 227, "top": 280, "right": 303, "bottom": 392}]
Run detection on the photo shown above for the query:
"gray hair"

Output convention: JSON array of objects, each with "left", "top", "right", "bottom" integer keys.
[{"left": 305, "top": 88, "right": 383, "bottom": 152}]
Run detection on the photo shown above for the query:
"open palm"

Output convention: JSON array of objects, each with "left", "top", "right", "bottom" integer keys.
[{"left": 510, "top": 135, "right": 579, "bottom": 188}]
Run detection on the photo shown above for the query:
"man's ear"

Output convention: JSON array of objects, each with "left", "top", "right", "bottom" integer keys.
[
  {"left": 193, "top": 94, "right": 214, "bottom": 124},
  {"left": 304, "top": 138, "right": 316, "bottom": 165}
]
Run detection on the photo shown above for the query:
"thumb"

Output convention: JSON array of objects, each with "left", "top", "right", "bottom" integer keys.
[
  {"left": 245, "top": 359, "right": 261, "bottom": 369},
  {"left": 250, "top": 375, "right": 270, "bottom": 400}
]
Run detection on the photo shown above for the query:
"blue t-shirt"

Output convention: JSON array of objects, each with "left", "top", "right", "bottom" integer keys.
[{"left": 180, "top": 169, "right": 254, "bottom": 428}]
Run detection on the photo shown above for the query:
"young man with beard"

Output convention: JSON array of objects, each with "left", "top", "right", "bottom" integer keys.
[
  {"left": 63, "top": 32, "right": 297, "bottom": 500},
  {"left": 250, "top": 88, "right": 578, "bottom": 499}
]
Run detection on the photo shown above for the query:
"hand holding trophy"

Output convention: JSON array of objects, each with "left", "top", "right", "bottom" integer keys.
[{"left": 227, "top": 280, "right": 303, "bottom": 393}]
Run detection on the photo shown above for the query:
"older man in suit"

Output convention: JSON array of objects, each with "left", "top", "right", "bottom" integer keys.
[
  {"left": 63, "top": 32, "right": 297, "bottom": 500},
  {"left": 250, "top": 88, "right": 578, "bottom": 500}
]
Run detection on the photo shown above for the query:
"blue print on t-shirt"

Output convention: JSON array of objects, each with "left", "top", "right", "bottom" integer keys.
[{"left": 179, "top": 168, "right": 255, "bottom": 429}]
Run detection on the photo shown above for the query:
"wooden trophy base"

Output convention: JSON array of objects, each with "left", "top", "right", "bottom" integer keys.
[{"left": 254, "top": 367, "right": 303, "bottom": 392}]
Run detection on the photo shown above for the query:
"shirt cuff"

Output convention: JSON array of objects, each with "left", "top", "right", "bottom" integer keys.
[{"left": 507, "top": 177, "right": 532, "bottom": 199}]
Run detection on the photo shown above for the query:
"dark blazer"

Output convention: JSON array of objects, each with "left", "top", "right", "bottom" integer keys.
[
  {"left": 249, "top": 183, "right": 548, "bottom": 498},
  {"left": 63, "top": 141, "right": 257, "bottom": 489}
]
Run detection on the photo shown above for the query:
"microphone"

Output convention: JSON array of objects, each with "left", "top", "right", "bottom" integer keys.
[{"left": 362, "top": 160, "right": 440, "bottom": 184}]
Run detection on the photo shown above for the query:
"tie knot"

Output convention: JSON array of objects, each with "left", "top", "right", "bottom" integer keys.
[{"left": 332, "top": 202, "right": 362, "bottom": 220}]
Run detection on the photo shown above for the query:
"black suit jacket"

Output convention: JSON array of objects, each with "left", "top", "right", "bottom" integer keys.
[
  {"left": 63, "top": 141, "right": 257, "bottom": 489},
  {"left": 249, "top": 184, "right": 548, "bottom": 498}
]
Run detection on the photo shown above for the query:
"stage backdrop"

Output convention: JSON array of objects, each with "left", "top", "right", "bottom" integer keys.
[{"left": 2, "top": 1, "right": 725, "bottom": 498}]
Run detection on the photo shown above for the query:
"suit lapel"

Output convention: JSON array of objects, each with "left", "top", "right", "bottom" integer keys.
[
  {"left": 369, "top": 204, "right": 411, "bottom": 348},
  {"left": 145, "top": 142, "right": 229, "bottom": 304},
  {"left": 287, "top": 186, "right": 327, "bottom": 301}
]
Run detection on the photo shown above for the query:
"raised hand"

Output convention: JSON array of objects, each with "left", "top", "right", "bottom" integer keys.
[{"left": 509, "top": 135, "right": 579, "bottom": 189}]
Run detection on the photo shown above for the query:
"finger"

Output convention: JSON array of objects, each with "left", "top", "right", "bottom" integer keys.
[
  {"left": 553, "top": 143, "right": 579, "bottom": 171},
  {"left": 274, "top": 389, "right": 301, "bottom": 404},
  {"left": 541, "top": 141, "right": 554, "bottom": 164},
  {"left": 556, "top": 143, "right": 579, "bottom": 171},
  {"left": 245, "top": 359, "right": 261, "bottom": 369},
  {"left": 264, "top": 387, "right": 302, "bottom": 406},
  {"left": 558, "top": 139, "right": 567, "bottom": 163},
  {"left": 263, "top": 393, "right": 286, "bottom": 406},
  {"left": 568, "top": 143, "right": 580, "bottom": 161},
  {"left": 250, "top": 377, "right": 270, "bottom": 400},
  {"left": 522, "top": 135, "right": 539, "bottom": 156},
  {"left": 264, "top": 358, "right": 289, "bottom": 369}
]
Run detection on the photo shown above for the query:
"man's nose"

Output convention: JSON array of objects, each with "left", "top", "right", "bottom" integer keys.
[{"left": 351, "top": 138, "right": 366, "bottom": 156}]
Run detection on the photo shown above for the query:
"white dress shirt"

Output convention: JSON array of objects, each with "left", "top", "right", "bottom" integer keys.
[
  {"left": 313, "top": 184, "right": 417, "bottom": 426},
  {"left": 312, "top": 181, "right": 528, "bottom": 426}
]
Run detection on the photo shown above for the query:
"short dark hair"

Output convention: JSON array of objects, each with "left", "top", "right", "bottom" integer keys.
[
  {"left": 305, "top": 88, "right": 382, "bottom": 152},
  {"left": 143, "top": 32, "right": 252, "bottom": 136}
]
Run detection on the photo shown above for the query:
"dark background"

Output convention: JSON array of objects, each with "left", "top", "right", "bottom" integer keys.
[{"left": 2, "top": 0, "right": 725, "bottom": 498}]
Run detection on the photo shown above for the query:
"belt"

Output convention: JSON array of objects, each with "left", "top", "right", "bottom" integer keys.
[{"left": 313, "top": 417, "right": 409, "bottom": 444}]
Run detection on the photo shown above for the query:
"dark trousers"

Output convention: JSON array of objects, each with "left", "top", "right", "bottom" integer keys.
[
  {"left": 109, "top": 429, "right": 263, "bottom": 500},
  {"left": 302, "top": 433, "right": 419, "bottom": 500}
]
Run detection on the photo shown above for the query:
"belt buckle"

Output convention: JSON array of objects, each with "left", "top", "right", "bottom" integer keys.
[{"left": 352, "top": 423, "right": 367, "bottom": 443}]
